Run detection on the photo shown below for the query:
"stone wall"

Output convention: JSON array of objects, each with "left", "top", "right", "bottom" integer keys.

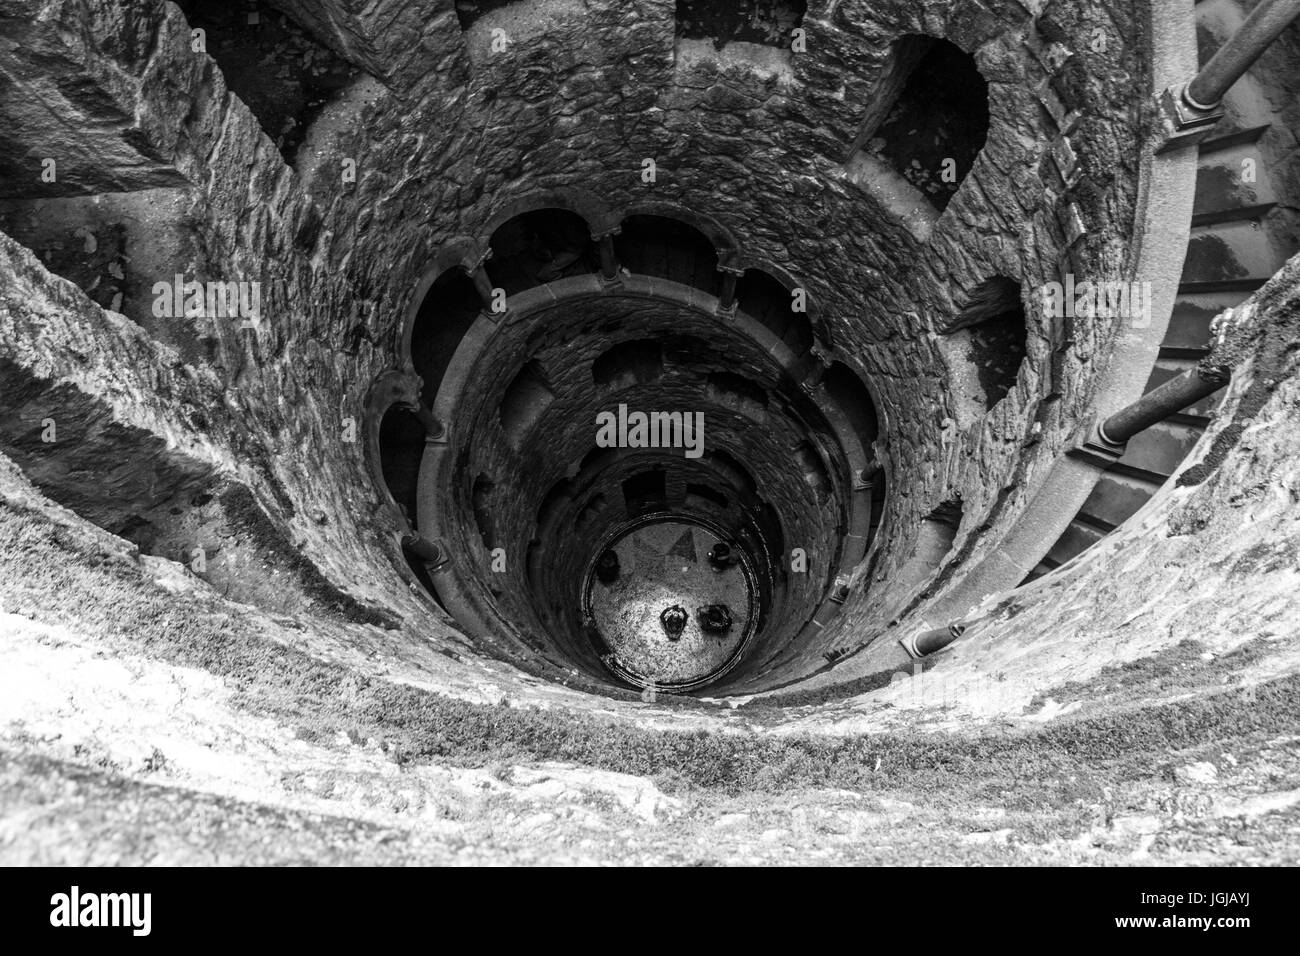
[{"left": 0, "top": 0, "right": 1159, "bottom": 696}]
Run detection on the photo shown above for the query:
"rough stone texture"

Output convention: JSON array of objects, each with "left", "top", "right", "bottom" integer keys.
[
  {"left": 0, "top": 1, "right": 191, "bottom": 196},
  {"left": 0, "top": 0, "right": 1171, "bottom": 687},
  {"left": 5, "top": 0, "right": 1300, "bottom": 864},
  {"left": 0, "top": 229, "right": 230, "bottom": 527},
  {"left": 772, "top": 250, "right": 1300, "bottom": 719}
]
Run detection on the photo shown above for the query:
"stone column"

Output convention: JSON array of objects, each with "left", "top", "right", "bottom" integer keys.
[
  {"left": 463, "top": 243, "right": 500, "bottom": 315},
  {"left": 801, "top": 345, "right": 832, "bottom": 393},
  {"left": 717, "top": 266, "right": 744, "bottom": 316},
  {"left": 594, "top": 227, "right": 621, "bottom": 281}
]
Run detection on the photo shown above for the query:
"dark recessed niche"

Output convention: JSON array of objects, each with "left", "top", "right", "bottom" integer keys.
[
  {"left": 614, "top": 215, "right": 721, "bottom": 295},
  {"left": 592, "top": 339, "right": 665, "bottom": 388},
  {"left": 622, "top": 469, "right": 668, "bottom": 515},
  {"left": 486, "top": 208, "right": 597, "bottom": 296},
  {"left": 576, "top": 493, "right": 608, "bottom": 530},
  {"left": 707, "top": 449, "right": 758, "bottom": 497},
  {"left": 410, "top": 269, "right": 482, "bottom": 406},
  {"left": 173, "top": 0, "right": 361, "bottom": 165},
  {"left": 946, "top": 278, "right": 1028, "bottom": 411},
  {"left": 823, "top": 362, "right": 879, "bottom": 451},
  {"left": 928, "top": 498, "right": 964, "bottom": 530},
  {"left": 536, "top": 478, "right": 574, "bottom": 531},
  {"left": 968, "top": 312, "right": 1028, "bottom": 410},
  {"left": 499, "top": 360, "right": 556, "bottom": 447},
  {"left": 849, "top": 35, "right": 989, "bottom": 211},
  {"left": 794, "top": 442, "right": 832, "bottom": 503},
  {"left": 946, "top": 276, "right": 1023, "bottom": 332},
  {"left": 707, "top": 371, "right": 769, "bottom": 417},
  {"left": 686, "top": 482, "right": 730, "bottom": 511},
  {"left": 377, "top": 405, "right": 425, "bottom": 521},
  {"left": 738, "top": 268, "right": 813, "bottom": 355},
  {"left": 454, "top": 0, "right": 520, "bottom": 32},
  {"left": 903, "top": 497, "right": 965, "bottom": 590},
  {"left": 471, "top": 474, "right": 497, "bottom": 550},
  {"left": 675, "top": 0, "right": 807, "bottom": 50}
]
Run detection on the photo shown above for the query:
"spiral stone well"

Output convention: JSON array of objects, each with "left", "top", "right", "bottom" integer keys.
[{"left": 1, "top": 0, "right": 1299, "bottom": 864}]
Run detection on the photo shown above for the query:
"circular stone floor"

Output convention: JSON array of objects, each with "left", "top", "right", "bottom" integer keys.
[{"left": 584, "top": 518, "right": 754, "bottom": 688}]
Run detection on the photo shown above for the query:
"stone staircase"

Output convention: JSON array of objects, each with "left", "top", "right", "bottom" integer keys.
[{"left": 1030, "top": 0, "right": 1299, "bottom": 577}]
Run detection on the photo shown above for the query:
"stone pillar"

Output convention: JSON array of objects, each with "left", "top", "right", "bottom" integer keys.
[
  {"left": 717, "top": 267, "right": 743, "bottom": 316},
  {"left": 594, "top": 227, "right": 621, "bottom": 281},
  {"left": 855, "top": 459, "right": 881, "bottom": 491},
  {"left": 470, "top": 264, "right": 495, "bottom": 311},
  {"left": 400, "top": 400, "right": 447, "bottom": 443},
  {"left": 801, "top": 346, "right": 832, "bottom": 393},
  {"left": 463, "top": 243, "right": 501, "bottom": 316}
]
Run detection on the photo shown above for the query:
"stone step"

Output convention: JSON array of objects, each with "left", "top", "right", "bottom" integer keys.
[
  {"left": 1197, "top": 124, "right": 1273, "bottom": 156},
  {"left": 1035, "top": 0, "right": 1296, "bottom": 580},
  {"left": 1180, "top": 220, "right": 1285, "bottom": 287},
  {"left": 1116, "top": 419, "right": 1206, "bottom": 477},
  {"left": 1194, "top": 141, "right": 1277, "bottom": 224},
  {"left": 1076, "top": 470, "right": 1166, "bottom": 530},
  {"left": 0, "top": 232, "right": 227, "bottom": 535},
  {"left": 1166, "top": 289, "right": 1250, "bottom": 349},
  {"left": 1044, "top": 518, "right": 1107, "bottom": 568}
]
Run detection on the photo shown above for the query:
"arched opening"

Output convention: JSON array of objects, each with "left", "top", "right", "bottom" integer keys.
[
  {"left": 674, "top": 0, "right": 807, "bottom": 50},
  {"left": 613, "top": 215, "right": 722, "bottom": 295},
  {"left": 685, "top": 482, "right": 730, "bottom": 512},
  {"left": 848, "top": 35, "right": 990, "bottom": 211},
  {"left": 173, "top": 0, "right": 362, "bottom": 165},
  {"left": 706, "top": 371, "right": 769, "bottom": 420},
  {"left": 892, "top": 496, "right": 965, "bottom": 599},
  {"left": 456, "top": 0, "right": 515, "bottom": 31},
  {"left": 822, "top": 362, "right": 880, "bottom": 451},
  {"left": 485, "top": 207, "right": 597, "bottom": 296},
  {"left": 622, "top": 469, "right": 668, "bottom": 516},
  {"left": 737, "top": 268, "right": 814, "bottom": 354},
  {"left": 410, "top": 269, "right": 482, "bottom": 405},
  {"left": 499, "top": 360, "right": 556, "bottom": 447},
  {"left": 592, "top": 340, "right": 665, "bottom": 389},
  {"left": 823, "top": 361, "right": 886, "bottom": 545},
  {"left": 471, "top": 474, "right": 498, "bottom": 551},
  {"left": 536, "top": 478, "right": 574, "bottom": 532},
  {"left": 794, "top": 442, "right": 832, "bottom": 504},
  {"left": 945, "top": 278, "right": 1028, "bottom": 411},
  {"left": 706, "top": 449, "right": 758, "bottom": 498},
  {"left": 377, "top": 405, "right": 424, "bottom": 522}
]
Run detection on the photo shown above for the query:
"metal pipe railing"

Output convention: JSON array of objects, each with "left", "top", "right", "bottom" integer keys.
[
  {"left": 400, "top": 400, "right": 446, "bottom": 441},
  {"left": 1158, "top": 0, "right": 1300, "bottom": 149},
  {"left": 900, "top": 622, "right": 967, "bottom": 659},
  {"left": 1098, "top": 367, "right": 1228, "bottom": 446},
  {"left": 1186, "top": 0, "right": 1300, "bottom": 109},
  {"left": 401, "top": 533, "right": 445, "bottom": 565}
]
